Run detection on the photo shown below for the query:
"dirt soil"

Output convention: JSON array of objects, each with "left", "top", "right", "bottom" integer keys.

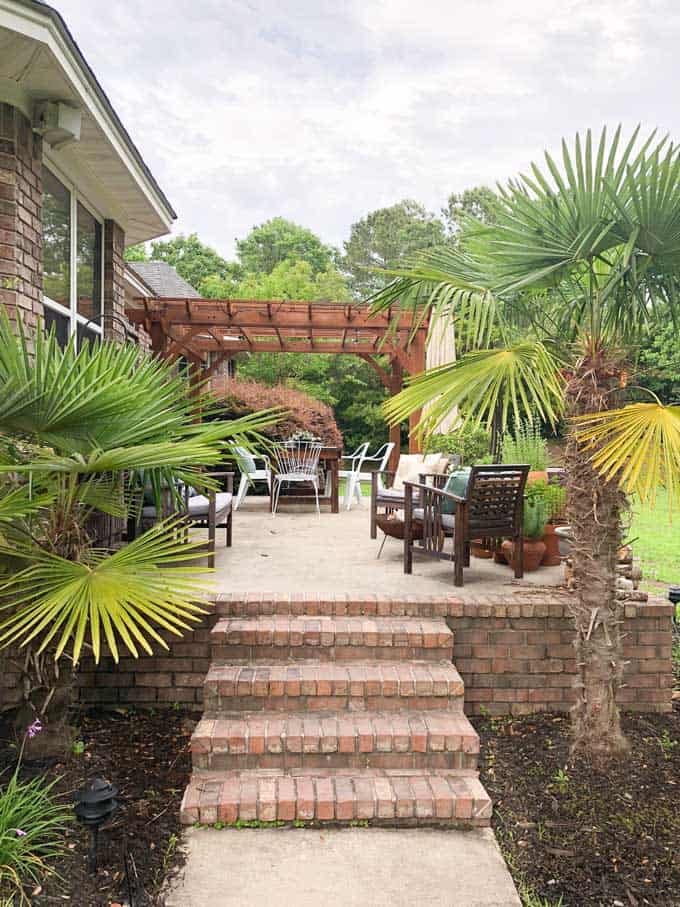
[
  {"left": 3, "top": 706, "right": 680, "bottom": 905},
  {"left": 475, "top": 707, "right": 680, "bottom": 907},
  {"left": 1, "top": 709, "right": 196, "bottom": 906}
]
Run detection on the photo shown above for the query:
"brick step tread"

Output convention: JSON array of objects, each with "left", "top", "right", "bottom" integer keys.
[
  {"left": 215, "top": 594, "right": 462, "bottom": 618},
  {"left": 211, "top": 616, "right": 453, "bottom": 650},
  {"left": 204, "top": 660, "right": 465, "bottom": 706},
  {"left": 180, "top": 769, "right": 492, "bottom": 826},
  {"left": 191, "top": 710, "right": 479, "bottom": 759}
]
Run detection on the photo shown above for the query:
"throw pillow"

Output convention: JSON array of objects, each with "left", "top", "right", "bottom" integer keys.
[
  {"left": 441, "top": 468, "right": 471, "bottom": 515},
  {"left": 392, "top": 454, "right": 425, "bottom": 491}
]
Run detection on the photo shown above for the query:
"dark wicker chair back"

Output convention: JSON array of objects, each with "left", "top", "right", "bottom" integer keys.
[{"left": 466, "top": 465, "right": 528, "bottom": 539}]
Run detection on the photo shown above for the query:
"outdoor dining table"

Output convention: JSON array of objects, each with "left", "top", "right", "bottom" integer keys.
[{"left": 269, "top": 445, "right": 340, "bottom": 513}]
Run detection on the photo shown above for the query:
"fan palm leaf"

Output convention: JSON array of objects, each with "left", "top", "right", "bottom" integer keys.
[
  {"left": 574, "top": 401, "right": 680, "bottom": 508},
  {"left": 0, "top": 518, "right": 211, "bottom": 664},
  {"left": 383, "top": 341, "right": 564, "bottom": 438}
]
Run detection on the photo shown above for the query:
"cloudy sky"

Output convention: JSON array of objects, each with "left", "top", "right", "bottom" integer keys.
[{"left": 52, "top": 0, "right": 680, "bottom": 258}]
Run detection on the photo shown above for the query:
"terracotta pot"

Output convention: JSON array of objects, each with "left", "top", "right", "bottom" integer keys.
[
  {"left": 501, "top": 538, "right": 546, "bottom": 572},
  {"left": 541, "top": 523, "right": 564, "bottom": 567},
  {"left": 493, "top": 549, "right": 508, "bottom": 565},
  {"left": 470, "top": 539, "right": 493, "bottom": 559},
  {"left": 528, "top": 470, "right": 549, "bottom": 484}
]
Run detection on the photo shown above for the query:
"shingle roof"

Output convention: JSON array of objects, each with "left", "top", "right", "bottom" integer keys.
[{"left": 126, "top": 261, "right": 201, "bottom": 299}]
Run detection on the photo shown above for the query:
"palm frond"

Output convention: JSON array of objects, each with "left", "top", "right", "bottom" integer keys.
[
  {"left": 369, "top": 242, "right": 502, "bottom": 351},
  {"left": 0, "top": 312, "right": 279, "bottom": 456},
  {"left": 574, "top": 401, "right": 680, "bottom": 508},
  {"left": 382, "top": 341, "right": 565, "bottom": 438},
  {"left": 0, "top": 518, "right": 211, "bottom": 664},
  {"left": 0, "top": 484, "right": 54, "bottom": 523},
  {"left": 2, "top": 440, "right": 225, "bottom": 476}
]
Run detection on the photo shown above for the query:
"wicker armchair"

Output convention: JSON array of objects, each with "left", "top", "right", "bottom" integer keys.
[{"left": 403, "top": 464, "right": 529, "bottom": 586}]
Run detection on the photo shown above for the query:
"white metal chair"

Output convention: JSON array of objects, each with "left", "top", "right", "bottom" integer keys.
[
  {"left": 271, "top": 440, "right": 323, "bottom": 516},
  {"left": 342, "top": 442, "right": 396, "bottom": 508},
  {"left": 234, "top": 445, "right": 272, "bottom": 510},
  {"left": 338, "top": 442, "right": 369, "bottom": 510}
]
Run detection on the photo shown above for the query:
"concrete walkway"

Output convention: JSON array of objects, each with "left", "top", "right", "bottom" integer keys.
[
  {"left": 209, "top": 497, "right": 563, "bottom": 598},
  {"left": 165, "top": 826, "right": 521, "bottom": 906}
]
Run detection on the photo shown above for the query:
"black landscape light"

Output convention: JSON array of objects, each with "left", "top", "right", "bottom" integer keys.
[
  {"left": 668, "top": 586, "right": 680, "bottom": 606},
  {"left": 74, "top": 776, "right": 119, "bottom": 873}
]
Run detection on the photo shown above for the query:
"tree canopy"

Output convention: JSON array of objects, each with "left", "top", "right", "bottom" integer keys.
[
  {"left": 148, "top": 233, "right": 242, "bottom": 292},
  {"left": 236, "top": 217, "right": 337, "bottom": 276},
  {"left": 441, "top": 186, "right": 498, "bottom": 238},
  {"left": 342, "top": 199, "right": 445, "bottom": 298}
]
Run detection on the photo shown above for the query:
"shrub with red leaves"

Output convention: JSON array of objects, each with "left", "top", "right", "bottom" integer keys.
[{"left": 211, "top": 377, "right": 343, "bottom": 447}]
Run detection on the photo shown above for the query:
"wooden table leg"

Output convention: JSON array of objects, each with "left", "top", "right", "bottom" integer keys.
[{"left": 330, "top": 459, "right": 339, "bottom": 513}]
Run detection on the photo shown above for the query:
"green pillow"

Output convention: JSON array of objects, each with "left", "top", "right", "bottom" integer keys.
[{"left": 441, "top": 468, "right": 471, "bottom": 515}]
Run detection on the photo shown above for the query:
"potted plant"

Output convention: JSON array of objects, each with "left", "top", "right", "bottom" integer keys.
[
  {"left": 501, "top": 421, "right": 549, "bottom": 483},
  {"left": 502, "top": 483, "right": 550, "bottom": 572},
  {"left": 541, "top": 481, "right": 567, "bottom": 566}
]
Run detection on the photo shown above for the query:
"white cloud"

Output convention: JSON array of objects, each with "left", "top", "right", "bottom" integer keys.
[{"left": 51, "top": 0, "right": 680, "bottom": 257}]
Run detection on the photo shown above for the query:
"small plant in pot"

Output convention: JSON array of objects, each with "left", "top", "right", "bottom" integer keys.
[
  {"left": 541, "top": 481, "right": 567, "bottom": 566},
  {"left": 501, "top": 421, "right": 548, "bottom": 482},
  {"left": 502, "top": 484, "right": 550, "bottom": 572}
]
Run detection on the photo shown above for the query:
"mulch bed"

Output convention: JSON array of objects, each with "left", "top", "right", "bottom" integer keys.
[
  {"left": 475, "top": 707, "right": 680, "bottom": 906},
  {"left": 1, "top": 709, "right": 197, "bottom": 906}
]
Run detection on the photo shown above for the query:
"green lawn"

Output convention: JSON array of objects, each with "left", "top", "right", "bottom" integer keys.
[{"left": 629, "top": 488, "right": 680, "bottom": 590}]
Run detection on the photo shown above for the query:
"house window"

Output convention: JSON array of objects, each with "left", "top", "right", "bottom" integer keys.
[{"left": 42, "top": 166, "right": 104, "bottom": 347}]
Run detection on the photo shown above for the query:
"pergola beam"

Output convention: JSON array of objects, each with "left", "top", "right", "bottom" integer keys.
[
  {"left": 128, "top": 298, "right": 420, "bottom": 333},
  {"left": 126, "top": 297, "right": 429, "bottom": 455}
]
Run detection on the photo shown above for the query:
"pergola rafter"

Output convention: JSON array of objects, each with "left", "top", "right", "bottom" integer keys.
[{"left": 127, "top": 297, "right": 428, "bottom": 463}]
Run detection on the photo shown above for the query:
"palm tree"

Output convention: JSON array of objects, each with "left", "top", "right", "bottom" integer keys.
[
  {"left": 0, "top": 313, "right": 277, "bottom": 739},
  {"left": 371, "top": 127, "right": 680, "bottom": 760}
]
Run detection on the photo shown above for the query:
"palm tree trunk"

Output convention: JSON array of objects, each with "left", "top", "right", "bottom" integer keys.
[
  {"left": 12, "top": 645, "right": 77, "bottom": 756},
  {"left": 564, "top": 340, "right": 629, "bottom": 760}
]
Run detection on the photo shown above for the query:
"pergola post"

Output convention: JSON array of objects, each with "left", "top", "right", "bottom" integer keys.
[
  {"left": 388, "top": 357, "right": 403, "bottom": 473},
  {"left": 407, "top": 331, "right": 426, "bottom": 455}
]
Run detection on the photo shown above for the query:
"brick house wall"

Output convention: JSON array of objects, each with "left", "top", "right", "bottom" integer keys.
[
  {"left": 0, "top": 101, "right": 145, "bottom": 347},
  {"left": 0, "top": 103, "right": 43, "bottom": 334},
  {"left": 103, "top": 218, "right": 129, "bottom": 342}
]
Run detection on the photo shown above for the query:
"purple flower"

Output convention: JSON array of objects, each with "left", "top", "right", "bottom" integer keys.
[
  {"left": 15, "top": 829, "right": 26, "bottom": 837},
  {"left": 26, "top": 719, "right": 43, "bottom": 739}
]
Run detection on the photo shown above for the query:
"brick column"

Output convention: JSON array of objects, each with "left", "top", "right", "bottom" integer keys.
[
  {"left": 0, "top": 103, "right": 43, "bottom": 334},
  {"left": 103, "top": 218, "right": 127, "bottom": 341}
]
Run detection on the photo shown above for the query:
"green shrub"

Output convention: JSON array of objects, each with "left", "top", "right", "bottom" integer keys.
[
  {"left": 501, "top": 422, "right": 548, "bottom": 470},
  {"left": 425, "top": 424, "right": 491, "bottom": 465},
  {"left": 0, "top": 769, "right": 70, "bottom": 901}
]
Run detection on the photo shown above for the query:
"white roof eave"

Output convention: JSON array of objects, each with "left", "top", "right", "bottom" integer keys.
[{"left": 0, "top": 0, "right": 176, "bottom": 243}]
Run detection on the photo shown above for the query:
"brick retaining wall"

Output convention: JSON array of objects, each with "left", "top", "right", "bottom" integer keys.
[
  {"left": 0, "top": 593, "right": 673, "bottom": 715},
  {"left": 446, "top": 595, "right": 673, "bottom": 715}
]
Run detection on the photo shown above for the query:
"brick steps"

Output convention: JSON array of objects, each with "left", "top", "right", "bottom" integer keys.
[
  {"left": 211, "top": 616, "right": 453, "bottom": 662},
  {"left": 203, "top": 660, "right": 465, "bottom": 713},
  {"left": 180, "top": 768, "right": 492, "bottom": 826},
  {"left": 215, "top": 594, "right": 463, "bottom": 619},
  {"left": 191, "top": 710, "right": 479, "bottom": 771},
  {"left": 181, "top": 599, "right": 492, "bottom": 829}
]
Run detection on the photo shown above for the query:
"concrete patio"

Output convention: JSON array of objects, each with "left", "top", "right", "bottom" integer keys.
[{"left": 209, "top": 495, "right": 564, "bottom": 597}]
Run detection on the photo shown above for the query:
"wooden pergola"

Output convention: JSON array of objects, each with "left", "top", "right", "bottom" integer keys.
[{"left": 126, "top": 297, "right": 428, "bottom": 464}]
